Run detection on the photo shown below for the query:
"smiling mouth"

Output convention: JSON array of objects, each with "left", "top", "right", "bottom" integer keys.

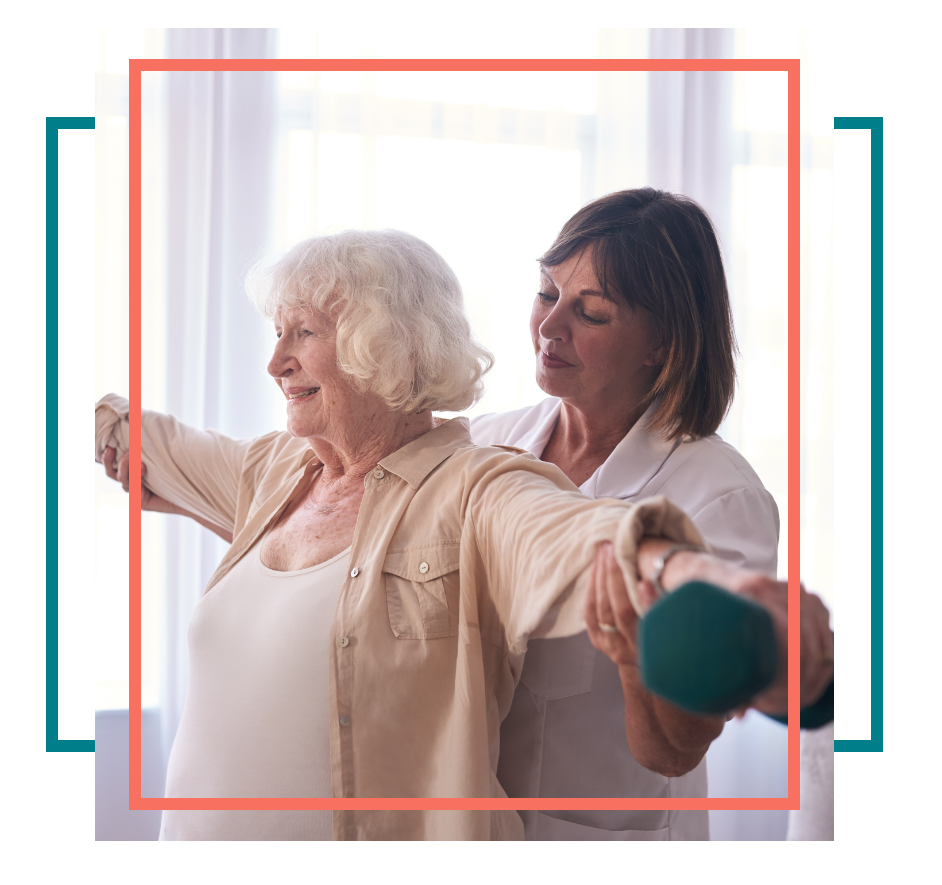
[{"left": 287, "top": 387, "right": 320, "bottom": 400}]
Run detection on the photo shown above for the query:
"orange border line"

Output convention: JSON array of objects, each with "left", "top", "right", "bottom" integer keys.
[
  {"left": 128, "top": 62, "right": 143, "bottom": 811},
  {"left": 786, "top": 57, "right": 801, "bottom": 802},
  {"left": 127, "top": 57, "right": 800, "bottom": 813}
]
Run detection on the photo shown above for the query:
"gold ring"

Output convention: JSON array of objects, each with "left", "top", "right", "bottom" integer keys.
[{"left": 599, "top": 623, "right": 618, "bottom": 633}]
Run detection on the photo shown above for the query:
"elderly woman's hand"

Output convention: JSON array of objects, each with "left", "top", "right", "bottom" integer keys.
[
  {"left": 102, "top": 447, "right": 173, "bottom": 513},
  {"left": 736, "top": 579, "right": 834, "bottom": 718},
  {"left": 101, "top": 447, "right": 233, "bottom": 543},
  {"left": 627, "top": 538, "right": 835, "bottom": 719}
]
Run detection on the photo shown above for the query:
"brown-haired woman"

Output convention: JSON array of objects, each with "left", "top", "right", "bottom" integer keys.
[
  {"left": 105, "top": 188, "right": 779, "bottom": 841},
  {"left": 473, "top": 187, "right": 779, "bottom": 840}
]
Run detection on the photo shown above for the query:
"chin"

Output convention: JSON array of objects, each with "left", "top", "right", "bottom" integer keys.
[
  {"left": 285, "top": 416, "right": 312, "bottom": 438},
  {"left": 535, "top": 373, "right": 565, "bottom": 399}
]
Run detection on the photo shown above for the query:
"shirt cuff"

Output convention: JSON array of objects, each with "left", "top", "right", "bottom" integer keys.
[
  {"left": 95, "top": 393, "right": 130, "bottom": 464},
  {"left": 614, "top": 495, "right": 708, "bottom": 616}
]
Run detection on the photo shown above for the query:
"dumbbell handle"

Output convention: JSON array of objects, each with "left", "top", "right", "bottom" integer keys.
[{"left": 637, "top": 580, "right": 833, "bottom": 728}]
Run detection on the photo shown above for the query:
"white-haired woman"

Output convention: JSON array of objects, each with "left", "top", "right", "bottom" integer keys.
[{"left": 96, "top": 228, "right": 720, "bottom": 841}]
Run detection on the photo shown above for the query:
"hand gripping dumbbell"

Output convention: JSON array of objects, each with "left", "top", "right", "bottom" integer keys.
[{"left": 637, "top": 580, "right": 833, "bottom": 729}]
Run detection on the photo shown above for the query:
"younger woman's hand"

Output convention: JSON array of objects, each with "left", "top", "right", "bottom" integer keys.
[{"left": 584, "top": 541, "right": 656, "bottom": 667}]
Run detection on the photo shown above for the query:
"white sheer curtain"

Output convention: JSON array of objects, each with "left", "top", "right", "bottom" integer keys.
[
  {"left": 97, "top": 27, "right": 283, "bottom": 838},
  {"left": 98, "top": 28, "right": 813, "bottom": 840},
  {"left": 645, "top": 28, "right": 790, "bottom": 841},
  {"left": 157, "top": 28, "right": 281, "bottom": 772}
]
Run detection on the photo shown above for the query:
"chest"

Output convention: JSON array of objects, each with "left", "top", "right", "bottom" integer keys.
[{"left": 261, "top": 492, "right": 362, "bottom": 571}]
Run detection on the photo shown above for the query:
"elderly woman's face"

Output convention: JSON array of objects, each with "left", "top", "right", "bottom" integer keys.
[
  {"left": 530, "top": 248, "right": 663, "bottom": 414},
  {"left": 267, "top": 306, "right": 376, "bottom": 441}
]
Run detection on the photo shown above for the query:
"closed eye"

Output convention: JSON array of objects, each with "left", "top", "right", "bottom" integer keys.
[
  {"left": 275, "top": 329, "right": 315, "bottom": 339},
  {"left": 539, "top": 292, "right": 608, "bottom": 325}
]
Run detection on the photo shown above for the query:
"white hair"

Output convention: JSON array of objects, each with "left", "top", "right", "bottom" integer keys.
[{"left": 245, "top": 229, "right": 494, "bottom": 413}]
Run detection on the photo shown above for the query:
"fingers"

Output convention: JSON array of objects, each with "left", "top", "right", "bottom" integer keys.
[
  {"left": 594, "top": 543, "right": 619, "bottom": 631},
  {"left": 798, "top": 585, "right": 834, "bottom": 706},
  {"left": 103, "top": 447, "right": 118, "bottom": 481},
  {"left": 118, "top": 452, "right": 130, "bottom": 493},
  {"left": 585, "top": 542, "right": 639, "bottom": 668},
  {"left": 599, "top": 543, "right": 637, "bottom": 639},
  {"left": 635, "top": 578, "right": 658, "bottom": 612},
  {"left": 584, "top": 547, "right": 603, "bottom": 638}
]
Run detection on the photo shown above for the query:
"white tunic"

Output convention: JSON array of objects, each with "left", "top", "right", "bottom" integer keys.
[
  {"left": 159, "top": 541, "right": 350, "bottom": 841},
  {"left": 471, "top": 398, "right": 780, "bottom": 841}
]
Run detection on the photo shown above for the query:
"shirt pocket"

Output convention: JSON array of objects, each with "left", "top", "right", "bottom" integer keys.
[
  {"left": 534, "top": 812, "right": 670, "bottom": 841},
  {"left": 383, "top": 543, "right": 461, "bottom": 640},
  {"left": 519, "top": 633, "right": 596, "bottom": 700}
]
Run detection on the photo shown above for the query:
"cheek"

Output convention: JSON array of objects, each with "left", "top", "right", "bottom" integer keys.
[{"left": 529, "top": 303, "right": 545, "bottom": 344}]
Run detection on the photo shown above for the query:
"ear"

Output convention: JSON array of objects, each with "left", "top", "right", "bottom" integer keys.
[{"left": 645, "top": 340, "right": 667, "bottom": 369}]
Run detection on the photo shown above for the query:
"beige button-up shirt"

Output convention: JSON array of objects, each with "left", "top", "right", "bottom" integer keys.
[{"left": 95, "top": 394, "right": 703, "bottom": 840}]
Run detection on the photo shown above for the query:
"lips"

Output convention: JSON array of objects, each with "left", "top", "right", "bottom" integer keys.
[
  {"left": 285, "top": 386, "right": 320, "bottom": 401},
  {"left": 540, "top": 350, "right": 575, "bottom": 368}
]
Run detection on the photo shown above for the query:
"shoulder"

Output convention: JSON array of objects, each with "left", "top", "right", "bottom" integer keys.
[
  {"left": 656, "top": 435, "right": 780, "bottom": 573},
  {"left": 469, "top": 398, "right": 558, "bottom": 447},
  {"left": 670, "top": 434, "right": 770, "bottom": 492},
  {"left": 241, "top": 430, "right": 317, "bottom": 490},
  {"left": 431, "top": 438, "right": 578, "bottom": 496},
  {"left": 653, "top": 433, "right": 777, "bottom": 517}
]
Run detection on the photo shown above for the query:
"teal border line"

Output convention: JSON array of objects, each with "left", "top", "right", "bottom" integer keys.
[
  {"left": 46, "top": 116, "right": 96, "bottom": 753},
  {"left": 832, "top": 116, "right": 883, "bottom": 753}
]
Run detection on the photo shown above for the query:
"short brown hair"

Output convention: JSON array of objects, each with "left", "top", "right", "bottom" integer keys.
[{"left": 539, "top": 188, "right": 737, "bottom": 440}]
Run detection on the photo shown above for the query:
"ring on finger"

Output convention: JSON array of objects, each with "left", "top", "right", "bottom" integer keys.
[{"left": 599, "top": 622, "right": 618, "bottom": 633}]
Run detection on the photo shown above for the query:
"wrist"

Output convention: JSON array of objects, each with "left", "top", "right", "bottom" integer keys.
[
  {"left": 656, "top": 550, "right": 714, "bottom": 593},
  {"left": 637, "top": 541, "right": 710, "bottom": 593}
]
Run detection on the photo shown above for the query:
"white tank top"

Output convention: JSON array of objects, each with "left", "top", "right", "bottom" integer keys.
[{"left": 159, "top": 540, "right": 350, "bottom": 841}]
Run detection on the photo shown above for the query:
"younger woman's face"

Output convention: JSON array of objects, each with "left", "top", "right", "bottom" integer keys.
[{"left": 529, "top": 247, "right": 663, "bottom": 416}]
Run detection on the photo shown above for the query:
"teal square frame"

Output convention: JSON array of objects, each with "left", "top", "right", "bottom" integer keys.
[
  {"left": 46, "top": 113, "right": 885, "bottom": 756},
  {"left": 832, "top": 116, "right": 883, "bottom": 753},
  {"left": 46, "top": 115, "right": 96, "bottom": 753}
]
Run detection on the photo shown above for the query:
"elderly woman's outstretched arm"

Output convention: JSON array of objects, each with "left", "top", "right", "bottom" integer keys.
[
  {"left": 454, "top": 449, "right": 728, "bottom": 777},
  {"left": 102, "top": 446, "right": 234, "bottom": 543},
  {"left": 94, "top": 393, "right": 310, "bottom": 545}
]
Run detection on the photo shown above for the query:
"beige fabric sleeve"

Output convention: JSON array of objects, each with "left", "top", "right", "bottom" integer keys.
[
  {"left": 462, "top": 451, "right": 704, "bottom": 653},
  {"left": 94, "top": 394, "right": 254, "bottom": 534},
  {"left": 94, "top": 393, "right": 132, "bottom": 463}
]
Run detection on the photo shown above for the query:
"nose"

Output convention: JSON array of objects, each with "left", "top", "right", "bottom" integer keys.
[
  {"left": 538, "top": 300, "right": 569, "bottom": 343},
  {"left": 267, "top": 336, "right": 296, "bottom": 379}
]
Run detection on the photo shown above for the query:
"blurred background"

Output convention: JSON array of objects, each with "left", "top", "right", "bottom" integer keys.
[{"left": 93, "top": 27, "right": 836, "bottom": 840}]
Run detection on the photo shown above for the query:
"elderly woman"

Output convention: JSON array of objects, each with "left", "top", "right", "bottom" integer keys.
[
  {"left": 96, "top": 228, "right": 715, "bottom": 841},
  {"left": 107, "top": 189, "right": 783, "bottom": 841}
]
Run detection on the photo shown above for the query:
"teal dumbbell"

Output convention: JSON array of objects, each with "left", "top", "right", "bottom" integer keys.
[{"left": 637, "top": 580, "right": 833, "bottom": 728}]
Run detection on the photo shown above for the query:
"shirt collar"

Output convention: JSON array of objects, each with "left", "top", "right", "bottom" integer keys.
[
  {"left": 379, "top": 417, "right": 474, "bottom": 490},
  {"left": 521, "top": 398, "right": 681, "bottom": 500},
  {"left": 582, "top": 401, "right": 681, "bottom": 499}
]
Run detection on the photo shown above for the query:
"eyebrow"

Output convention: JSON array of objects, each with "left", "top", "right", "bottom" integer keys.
[{"left": 541, "top": 271, "right": 617, "bottom": 303}]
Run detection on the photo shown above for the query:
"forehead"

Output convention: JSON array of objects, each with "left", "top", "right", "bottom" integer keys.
[
  {"left": 540, "top": 253, "right": 617, "bottom": 302},
  {"left": 274, "top": 304, "right": 333, "bottom": 328}
]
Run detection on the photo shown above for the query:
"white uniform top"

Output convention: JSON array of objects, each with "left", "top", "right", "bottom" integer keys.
[
  {"left": 159, "top": 540, "right": 350, "bottom": 841},
  {"left": 471, "top": 398, "right": 780, "bottom": 841}
]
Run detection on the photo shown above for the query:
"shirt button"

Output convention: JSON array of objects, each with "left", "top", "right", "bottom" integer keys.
[
  {"left": 419, "top": 561, "right": 429, "bottom": 574},
  {"left": 350, "top": 567, "right": 360, "bottom": 577},
  {"left": 339, "top": 715, "right": 351, "bottom": 727},
  {"left": 339, "top": 636, "right": 350, "bottom": 648},
  {"left": 373, "top": 468, "right": 385, "bottom": 479}
]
